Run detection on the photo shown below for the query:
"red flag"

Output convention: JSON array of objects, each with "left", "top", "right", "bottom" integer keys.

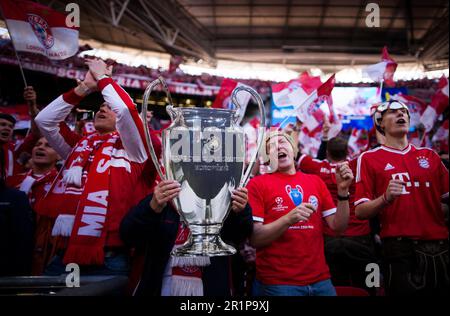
[
  {"left": 168, "top": 55, "right": 183, "bottom": 74},
  {"left": 212, "top": 78, "right": 239, "bottom": 109},
  {"left": 298, "top": 71, "right": 323, "bottom": 94},
  {"left": 212, "top": 78, "right": 251, "bottom": 109},
  {"left": 362, "top": 46, "right": 397, "bottom": 86},
  {"left": 212, "top": 78, "right": 251, "bottom": 123},
  {"left": 299, "top": 126, "right": 322, "bottom": 157},
  {"left": 420, "top": 76, "right": 449, "bottom": 132},
  {"left": 381, "top": 46, "right": 397, "bottom": 87},
  {"left": 271, "top": 72, "right": 323, "bottom": 110},
  {"left": 296, "top": 74, "right": 336, "bottom": 130},
  {"left": 432, "top": 120, "right": 449, "bottom": 153},
  {"left": 317, "top": 74, "right": 335, "bottom": 98},
  {"left": 0, "top": 0, "right": 79, "bottom": 60},
  {"left": 348, "top": 128, "right": 369, "bottom": 158},
  {"left": 393, "top": 94, "right": 426, "bottom": 128}
]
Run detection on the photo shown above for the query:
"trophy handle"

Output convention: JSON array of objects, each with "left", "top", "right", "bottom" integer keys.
[
  {"left": 141, "top": 76, "right": 174, "bottom": 180},
  {"left": 231, "top": 86, "right": 266, "bottom": 188}
]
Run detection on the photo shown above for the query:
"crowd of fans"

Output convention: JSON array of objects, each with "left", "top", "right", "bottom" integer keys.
[
  {"left": 0, "top": 41, "right": 443, "bottom": 97},
  {"left": 0, "top": 56, "right": 448, "bottom": 297}
]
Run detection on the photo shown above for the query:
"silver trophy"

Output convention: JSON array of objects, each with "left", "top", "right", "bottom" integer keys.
[{"left": 141, "top": 77, "right": 265, "bottom": 257}]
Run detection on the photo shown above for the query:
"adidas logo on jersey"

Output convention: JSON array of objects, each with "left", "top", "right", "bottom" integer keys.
[{"left": 384, "top": 163, "right": 395, "bottom": 171}]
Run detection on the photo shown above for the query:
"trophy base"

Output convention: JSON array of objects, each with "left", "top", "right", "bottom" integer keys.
[{"left": 171, "top": 224, "right": 236, "bottom": 257}]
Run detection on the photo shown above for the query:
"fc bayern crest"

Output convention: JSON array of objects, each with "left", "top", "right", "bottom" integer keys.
[
  {"left": 417, "top": 156, "right": 430, "bottom": 169},
  {"left": 27, "top": 14, "right": 54, "bottom": 49},
  {"left": 308, "top": 195, "right": 319, "bottom": 209}
]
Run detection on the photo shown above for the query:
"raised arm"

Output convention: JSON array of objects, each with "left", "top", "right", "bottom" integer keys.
[
  {"left": 87, "top": 58, "right": 149, "bottom": 163},
  {"left": 323, "top": 162, "right": 352, "bottom": 234},
  {"left": 23, "top": 86, "right": 40, "bottom": 137},
  {"left": 34, "top": 82, "right": 92, "bottom": 159}
]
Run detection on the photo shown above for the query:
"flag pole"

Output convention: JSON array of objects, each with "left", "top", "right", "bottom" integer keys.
[
  {"left": 379, "top": 79, "right": 384, "bottom": 100},
  {"left": 0, "top": 5, "right": 28, "bottom": 87},
  {"left": 277, "top": 91, "right": 318, "bottom": 130},
  {"left": 418, "top": 129, "right": 427, "bottom": 147}
]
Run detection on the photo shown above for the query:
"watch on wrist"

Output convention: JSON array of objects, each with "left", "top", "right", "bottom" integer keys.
[{"left": 337, "top": 193, "right": 350, "bottom": 201}]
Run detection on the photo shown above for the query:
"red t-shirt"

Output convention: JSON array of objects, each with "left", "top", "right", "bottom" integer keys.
[
  {"left": 247, "top": 171, "right": 336, "bottom": 286},
  {"left": 355, "top": 144, "right": 449, "bottom": 240},
  {"left": 298, "top": 155, "right": 370, "bottom": 236}
]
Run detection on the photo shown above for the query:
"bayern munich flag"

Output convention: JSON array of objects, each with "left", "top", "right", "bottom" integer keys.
[{"left": 0, "top": 0, "right": 79, "bottom": 60}]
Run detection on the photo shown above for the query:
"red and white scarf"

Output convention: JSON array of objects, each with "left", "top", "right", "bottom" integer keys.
[
  {"left": 162, "top": 222, "right": 210, "bottom": 296},
  {"left": 35, "top": 132, "right": 119, "bottom": 265}
]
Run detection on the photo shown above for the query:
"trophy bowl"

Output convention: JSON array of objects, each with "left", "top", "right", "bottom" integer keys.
[{"left": 141, "top": 77, "right": 265, "bottom": 257}]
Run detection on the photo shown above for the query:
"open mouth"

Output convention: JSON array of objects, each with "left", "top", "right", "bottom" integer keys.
[
  {"left": 0, "top": 131, "right": 10, "bottom": 137},
  {"left": 396, "top": 118, "right": 406, "bottom": 124},
  {"left": 278, "top": 152, "right": 287, "bottom": 159},
  {"left": 34, "top": 151, "right": 46, "bottom": 158}
]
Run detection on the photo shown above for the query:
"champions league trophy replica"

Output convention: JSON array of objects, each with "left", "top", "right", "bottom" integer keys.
[{"left": 141, "top": 77, "right": 265, "bottom": 257}]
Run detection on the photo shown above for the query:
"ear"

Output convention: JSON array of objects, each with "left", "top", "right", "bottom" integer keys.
[{"left": 379, "top": 118, "right": 386, "bottom": 131}]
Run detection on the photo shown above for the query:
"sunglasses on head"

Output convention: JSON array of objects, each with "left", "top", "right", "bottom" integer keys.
[
  {"left": 376, "top": 100, "right": 408, "bottom": 113},
  {"left": 374, "top": 100, "right": 410, "bottom": 129}
]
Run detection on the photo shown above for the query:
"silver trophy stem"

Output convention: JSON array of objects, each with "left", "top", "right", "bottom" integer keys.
[
  {"left": 141, "top": 76, "right": 174, "bottom": 180},
  {"left": 231, "top": 86, "right": 266, "bottom": 187}
]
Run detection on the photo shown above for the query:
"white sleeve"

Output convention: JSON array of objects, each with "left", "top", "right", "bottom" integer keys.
[
  {"left": 98, "top": 78, "right": 149, "bottom": 163},
  {"left": 35, "top": 94, "right": 75, "bottom": 160}
]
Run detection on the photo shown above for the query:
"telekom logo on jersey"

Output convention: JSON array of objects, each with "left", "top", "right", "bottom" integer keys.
[{"left": 391, "top": 172, "right": 430, "bottom": 194}]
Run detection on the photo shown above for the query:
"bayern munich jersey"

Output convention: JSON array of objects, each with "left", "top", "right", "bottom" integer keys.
[{"left": 355, "top": 144, "right": 449, "bottom": 240}]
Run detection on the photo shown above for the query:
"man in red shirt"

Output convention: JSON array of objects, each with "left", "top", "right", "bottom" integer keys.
[
  {"left": 1, "top": 86, "right": 46, "bottom": 179},
  {"left": 7, "top": 137, "right": 59, "bottom": 275},
  {"left": 298, "top": 131, "right": 376, "bottom": 292},
  {"left": 247, "top": 131, "right": 353, "bottom": 296},
  {"left": 35, "top": 58, "right": 161, "bottom": 276},
  {"left": 355, "top": 100, "right": 449, "bottom": 296}
]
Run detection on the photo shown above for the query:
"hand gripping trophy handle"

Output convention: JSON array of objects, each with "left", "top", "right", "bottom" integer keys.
[
  {"left": 231, "top": 86, "right": 266, "bottom": 188},
  {"left": 141, "top": 76, "right": 173, "bottom": 181}
]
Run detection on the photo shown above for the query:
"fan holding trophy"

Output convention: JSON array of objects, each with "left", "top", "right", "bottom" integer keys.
[{"left": 120, "top": 77, "right": 265, "bottom": 295}]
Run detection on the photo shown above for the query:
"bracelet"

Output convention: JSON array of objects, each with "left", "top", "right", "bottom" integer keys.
[{"left": 337, "top": 193, "right": 350, "bottom": 201}]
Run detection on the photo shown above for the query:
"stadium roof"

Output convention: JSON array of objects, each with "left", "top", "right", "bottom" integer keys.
[{"left": 22, "top": 0, "right": 450, "bottom": 72}]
